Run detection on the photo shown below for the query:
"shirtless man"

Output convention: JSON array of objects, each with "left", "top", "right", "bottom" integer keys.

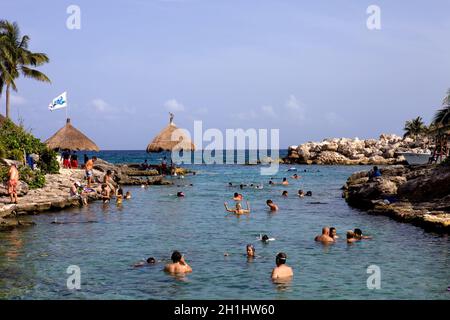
[
  {"left": 103, "top": 170, "right": 117, "bottom": 195},
  {"left": 7, "top": 164, "right": 19, "bottom": 204},
  {"left": 282, "top": 178, "right": 289, "bottom": 185},
  {"left": 266, "top": 199, "right": 279, "bottom": 211},
  {"left": 85, "top": 156, "right": 97, "bottom": 187},
  {"left": 271, "top": 252, "right": 293, "bottom": 280},
  {"left": 224, "top": 201, "right": 250, "bottom": 214},
  {"left": 314, "top": 227, "right": 335, "bottom": 243},
  {"left": 164, "top": 251, "right": 192, "bottom": 274}
]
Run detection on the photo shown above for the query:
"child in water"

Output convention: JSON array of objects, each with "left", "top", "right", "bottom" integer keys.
[{"left": 116, "top": 188, "right": 123, "bottom": 204}]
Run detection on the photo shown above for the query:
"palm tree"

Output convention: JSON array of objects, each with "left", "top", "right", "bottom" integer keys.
[
  {"left": 403, "top": 116, "right": 427, "bottom": 139},
  {"left": 432, "top": 88, "right": 450, "bottom": 127},
  {"left": 0, "top": 20, "right": 50, "bottom": 119}
]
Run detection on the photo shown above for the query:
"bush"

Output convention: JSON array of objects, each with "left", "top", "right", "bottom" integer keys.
[
  {"left": 19, "top": 166, "right": 46, "bottom": 189},
  {"left": 0, "top": 118, "right": 59, "bottom": 174}
]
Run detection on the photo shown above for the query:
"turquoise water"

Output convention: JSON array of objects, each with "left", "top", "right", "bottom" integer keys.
[{"left": 0, "top": 159, "right": 449, "bottom": 299}]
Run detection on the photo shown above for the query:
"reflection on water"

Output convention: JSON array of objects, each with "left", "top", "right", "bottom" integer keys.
[{"left": 0, "top": 164, "right": 449, "bottom": 299}]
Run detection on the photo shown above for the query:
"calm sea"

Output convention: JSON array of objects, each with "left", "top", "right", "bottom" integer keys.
[{"left": 0, "top": 150, "right": 448, "bottom": 299}]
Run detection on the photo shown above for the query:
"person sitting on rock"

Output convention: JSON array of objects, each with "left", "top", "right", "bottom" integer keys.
[
  {"left": 368, "top": 166, "right": 382, "bottom": 179},
  {"left": 69, "top": 182, "right": 88, "bottom": 206}
]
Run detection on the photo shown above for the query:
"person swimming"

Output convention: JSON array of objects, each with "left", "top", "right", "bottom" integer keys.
[
  {"left": 346, "top": 230, "right": 358, "bottom": 243},
  {"left": 271, "top": 252, "right": 293, "bottom": 280},
  {"left": 177, "top": 191, "right": 185, "bottom": 197},
  {"left": 164, "top": 251, "right": 192, "bottom": 274},
  {"left": 228, "top": 182, "right": 233, "bottom": 187},
  {"left": 246, "top": 244, "right": 255, "bottom": 258},
  {"left": 292, "top": 173, "right": 300, "bottom": 179},
  {"left": 266, "top": 199, "right": 279, "bottom": 211},
  {"left": 282, "top": 178, "right": 289, "bottom": 185},
  {"left": 125, "top": 191, "right": 131, "bottom": 199},
  {"left": 314, "top": 227, "right": 334, "bottom": 243},
  {"left": 116, "top": 188, "right": 123, "bottom": 204},
  {"left": 305, "top": 191, "right": 312, "bottom": 196},
  {"left": 329, "top": 227, "right": 339, "bottom": 240},
  {"left": 282, "top": 190, "right": 288, "bottom": 197},
  {"left": 259, "top": 234, "right": 275, "bottom": 242},
  {"left": 224, "top": 201, "right": 250, "bottom": 214},
  {"left": 134, "top": 256, "right": 157, "bottom": 267},
  {"left": 233, "top": 192, "right": 243, "bottom": 201},
  {"left": 354, "top": 228, "right": 372, "bottom": 239},
  {"left": 298, "top": 190, "right": 305, "bottom": 197}
]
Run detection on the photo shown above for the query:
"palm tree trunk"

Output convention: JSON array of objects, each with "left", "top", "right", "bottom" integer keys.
[{"left": 5, "top": 84, "right": 10, "bottom": 119}]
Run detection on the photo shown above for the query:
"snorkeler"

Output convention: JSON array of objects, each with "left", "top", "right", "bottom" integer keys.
[
  {"left": 134, "top": 257, "right": 157, "bottom": 267},
  {"left": 271, "top": 252, "right": 293, "bottom": 280},
  {"left": 224, "top": 201, "right": 251, "bottom": 214},
  {"left": 266, "top": 199, "right": 279, "bottom": 211}
]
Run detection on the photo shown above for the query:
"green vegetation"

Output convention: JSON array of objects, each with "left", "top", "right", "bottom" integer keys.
[
  {"left": 0, "top": 20, "right": 51, "bottom": 118},
  {"left": 403, "top": 116, "right": 428, "bottom": 139}
]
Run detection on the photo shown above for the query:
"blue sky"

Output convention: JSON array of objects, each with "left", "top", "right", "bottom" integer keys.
[{"left": 2, "top": 0, "right": 450, "bottom": 149}]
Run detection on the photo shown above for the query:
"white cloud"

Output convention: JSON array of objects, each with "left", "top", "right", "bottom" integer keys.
[
  {"left": 91, "top": 99, "right": 110, "bottom": 112},
  {"left": 261, "top": 105, "right": 276, "bottom": 118},
  {"left": 164, "top": 99, "right": 185, "bottom": 112},
  {"left": 10, "top": 95, "right": 27, "bottom": 105},
  {"left": 285, "top": 94, "right": 305, "bottom": 120}
]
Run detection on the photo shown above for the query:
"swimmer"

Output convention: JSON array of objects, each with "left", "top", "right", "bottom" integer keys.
[
  {"left": 164, "top": 251, "right": 192, "bottom": 274},
  {"left": 346, "top": 231, "right": 358, "bottom": 243},
  {"left": 298, "top": 190, "right": 305, "bottom": 197},
  {"left": 292, "top": 174, "right": 300, "bottom": 179},
  {"left": 177, "top": 191, "right": 185, "bottom": 197},
  {"left": 354, "top": 228, "right": 372, "bottom": 239},
  {"left": 233, "top": 192, "right": 243, "bottom": 201},
  {"left": 266, "top": 199, "right": 279, "bottom": 211},
  {"left": 271, "top": 252, "right": 293, "bottom": 280},
  {"left": 134, "top": 257, "right": 157, "bottom": 267},
  {"left": 255, "top": 184, "right": 264, "bottom": 189},
  {"left": 305, "top": 191, "right": 312, "bottom": 196},
  {"left": 259, "top": 234, "right": 275, "bottom": 242},
  {"left": 282, "top": 178, "right": 289, "bottom": 185},
  {"left": 224, "top": 201, "right": 250, "bottom": 214},
  {"left": 314, "top": 227, "right": 334, "bottom": 243},
  {"left": 228, "top": 182, "right": 233, "bottom": 187},
  {"left": 246, "top": 244, "right": 255, "bottom": 258},
  {"left": 282, "top": 190, "right": 288, "bottom": 197},
  {"left": 329, "top": 227, "right": 339, "bottom": 240},
  {"left": 125, "top": 191, "right": 132, "bottom": 199}
]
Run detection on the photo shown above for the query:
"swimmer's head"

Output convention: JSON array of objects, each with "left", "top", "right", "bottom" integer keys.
[
  {"left": 246, "top": 244, "right": 255, "bottom": 257},
  {"left": 298, "top": 189, "right": 304, "bottom": 194},
  {"left": 354, "top": 228, "right": 363, "bottom": 237},
  {"left": 283, "top": 178, "right": 287, "bottom": 182},
  {"left": 330, "top": 227, "right": 337, "bottom": 237},
  {"left": 306, "top": 191, "right": 312, "bottom": 196},
  {"left": 282, "top": 191, "right": 288, "bottom": 196},
  {"left": 228, "top": 182, "right": 233, "bottom": 186},
  {"left": 177, "top": 191, "right": 185, "bottom": 197},
  {"left": 322, "top": 227, "right": 330, "bottom": 235},
  {"left": 147, "top": 257, "right": 156, "bottom": 264},
  {"left": 171, "top": 251, "right": 182, "bottom": 263},
  {"left": 234, "top": 192, "right": 239, "bottom": 197},
  {"left": 117, "top": 188, "right": 123, "bottom": 196},
  {"left": 266, "top": 199, "right": 273, "bottom": 205},
  {"left": 276, "top": 252, "right": 287, "bottom": 265},
  {"left": 347, "top": 231, "right": 355, "bottom": 239},
  {"left": 262, "top": 234, "right": 269, "bottom": 242}
]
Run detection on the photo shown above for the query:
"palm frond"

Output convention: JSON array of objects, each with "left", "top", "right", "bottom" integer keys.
[{"left": 20, "top": 66, "right": 51, "bottom": 83}]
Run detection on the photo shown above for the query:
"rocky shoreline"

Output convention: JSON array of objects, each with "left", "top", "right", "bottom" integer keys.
[
  {"left": 0, "top": 159, "right": 181, "bottom": 231},
  {"left": 342, "top": 164, "right": 450, "bottom": 233},
  {"left": 284, "top": 134, "right": 430, "bottom": 165}
]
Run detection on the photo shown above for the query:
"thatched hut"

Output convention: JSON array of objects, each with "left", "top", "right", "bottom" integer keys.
[
  {"left": 146, "top": 114, "right": 195, "bottom": 153},
  {"left": 45, "top": 118, "right": 99, "bottom": 151}
]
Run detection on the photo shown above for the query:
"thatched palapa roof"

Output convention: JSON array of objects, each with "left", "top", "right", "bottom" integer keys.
[
  {"left": 146, "top": 114, "right": 195, "bottom": 153},
  {"left": 45, "top": 118, "right": 99, "bottom": 151}
]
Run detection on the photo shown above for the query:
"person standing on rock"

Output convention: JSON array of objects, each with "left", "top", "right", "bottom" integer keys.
[
  {"left": 8, "top": 163, "right": 19, "bottom": 204},
  {"left": 85, "top": 156, "right": 97, "bottom": 187}
]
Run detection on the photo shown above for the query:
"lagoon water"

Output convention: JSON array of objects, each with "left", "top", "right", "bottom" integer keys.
[{"left": 0, "top": 151, "right": 449, "bottom": 299}]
